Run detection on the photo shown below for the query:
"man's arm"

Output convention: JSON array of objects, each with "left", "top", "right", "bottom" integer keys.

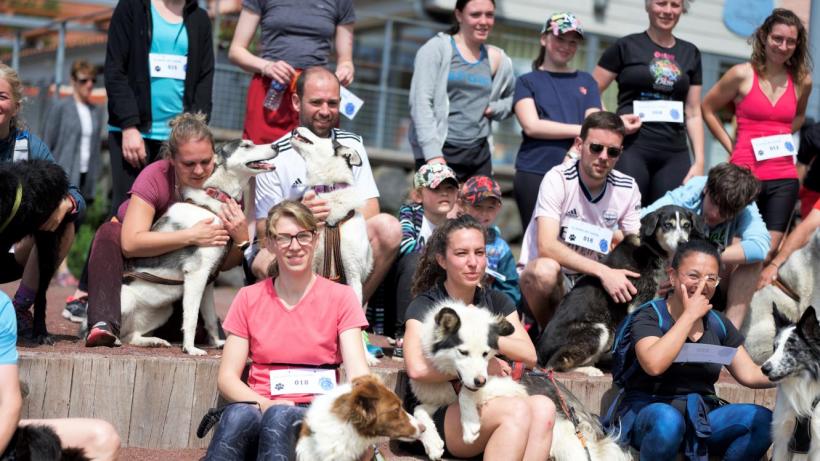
[
  {"left": 640, "top": 176, "right": 706, "bottom": 218},
  {"left": 361, "top": 198, "right": 379, "bottom": 220},
  {"left": 759, "top": 207, "right": 820, "bottom": 288},
  {"left": 731, "top": 203, "right": 771, "bottom": 264},
  {"left": 0, "top": 365, "right": 22, "bottom": 453}
]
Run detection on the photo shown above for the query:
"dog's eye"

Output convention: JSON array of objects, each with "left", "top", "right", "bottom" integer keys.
[
  {"left": 482, "top": 352, "right": 489, "bottom": 358},
  {"left": 682, "top": 222, "right": 690, "bottom": 229},
  {"left": 458, "top": 349, "right": 468, "bottom": 356},
  {"left": 662, "top": 222, "right": 673, "bottom": 230}
]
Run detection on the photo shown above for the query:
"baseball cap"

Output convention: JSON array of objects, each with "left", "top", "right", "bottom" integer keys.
[
  {"left": 460, "top": 175, "right": 502, "bottom": 206},
  {"left": 541, "top": 12, "right": 584, "bottom": 38},
  {"left": 414, "top": 163, "right": 458, "bottom": 189}
]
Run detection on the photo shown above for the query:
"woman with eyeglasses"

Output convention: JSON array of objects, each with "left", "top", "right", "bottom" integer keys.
[
  {"left": 702, "top": 8, "right": 812, "bottom": 261},
  {"left": 593, "top": 0, "right": 704, "bottom": 207},
  {"left": 205, "top": 200, "right": 370, "bottom": 460},
  {"left": 605, "top": 239, "right": 773, "bottom": 461}
]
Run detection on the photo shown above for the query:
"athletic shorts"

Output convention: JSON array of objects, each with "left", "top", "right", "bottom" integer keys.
[{"left": 756, "top": 178, "right": 799, "bottom": 232}]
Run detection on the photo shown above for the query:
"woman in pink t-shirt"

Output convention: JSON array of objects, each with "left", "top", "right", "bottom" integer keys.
[
  {"left": 205, "top": 200, "right": 370, "bottom": 460},
  {"left": 702, "top": 9, "right": 812, "bottom": 259}
]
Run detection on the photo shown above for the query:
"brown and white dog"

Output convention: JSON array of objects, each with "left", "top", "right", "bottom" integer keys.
[{"left": 296, "top": 374, "right": 423, "bottom": 461}]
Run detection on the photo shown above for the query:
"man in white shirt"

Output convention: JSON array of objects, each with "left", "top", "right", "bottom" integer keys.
[{"left": 251, "top": 67, "right": 400, "bottom": 301}]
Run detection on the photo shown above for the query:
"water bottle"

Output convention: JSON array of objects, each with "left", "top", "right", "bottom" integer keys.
[{"left": 263, "top": 80, "right": 286, "bottom": 110}]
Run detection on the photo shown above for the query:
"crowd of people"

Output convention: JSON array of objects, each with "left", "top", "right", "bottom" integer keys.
[{"left": 2, "top": 0, "right": 820, "bottom": 459}]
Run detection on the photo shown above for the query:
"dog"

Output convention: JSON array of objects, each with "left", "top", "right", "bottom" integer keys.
[
  {"left": 116, "top": 140, "right": 276, "bottom": 355},
  {"left": 742, "top": 229, "right": 820, "bottom": 364},
  {"left": 409, "top": 298, "right": 525, "bottom": 460},
  {"left": 12, "top": 424, "right": 90, "bottom": 461},
  {"left": 522, "top": 373, "right": 632, "bottom": 461},
  {"left": 536, "top": 205, "right": 707, "bottom": 375},
  {"left": 761, "top": 305, "right": 820, "bottom": 460},
  {"left": 296, "top": 374, "right": 423, "bottom": 461},
  {"left": 288, "top": 127, "right": 373, "bottom": 304},
  {"left": 0, "top": 159, "right": 70, "bottom": 345}
]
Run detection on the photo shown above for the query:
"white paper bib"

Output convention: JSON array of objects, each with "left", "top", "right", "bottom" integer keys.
[
  {"left": 564, "top": 219, "right": 613, "bottom": 254},
  {"left": 633, "top": 100, "right": 684, "bottom": 123},
  {"left": 751, "top": 133, "right": 796, "bottom": 162},
  {"left": 149, "top": 53, "right": 187, "bottom": 80},
  {"left": 269, "top": 368, "right": 337, "bottom": 396}
]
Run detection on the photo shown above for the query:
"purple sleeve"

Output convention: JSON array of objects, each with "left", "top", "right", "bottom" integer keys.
[
  {"left": 512, "top": 75, "right": 534, "bottom": 105},
  {"left": 129, "top": 160, "right": 173, "bottom": 212},
  {"left": 583, "top": 73, "right": 602, "bottom": 110}
]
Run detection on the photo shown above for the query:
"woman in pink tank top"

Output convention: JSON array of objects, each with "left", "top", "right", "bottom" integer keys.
[{"left": 702, "top": 8, "right": 812, "bottom": 258}]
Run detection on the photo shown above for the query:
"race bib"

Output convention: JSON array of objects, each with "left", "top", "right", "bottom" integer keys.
[
  {"left": 269, "top": 368, "right": 337, "bottom": 396},
  {"left": 563, "top": 219, "right": 613, "bottom": 254},
  {"left": 633, "top": 100, "right": 684, "bottom": 123},
  {"left": 673, "top": 343, "right": 737, "bottom": 365},
  {"left": 340, "top": 86, "right": 364, "bottom": 120},
  {"left": 751, "top": 133, "right": 796, "bottom": 162},
  {"left": 149, "top": 53, "right": 187, "bottom": 80}
]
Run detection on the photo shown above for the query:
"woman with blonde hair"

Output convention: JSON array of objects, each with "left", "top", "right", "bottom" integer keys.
[{"left": 702, "top": 8, "right": 812, "bottom": 258}]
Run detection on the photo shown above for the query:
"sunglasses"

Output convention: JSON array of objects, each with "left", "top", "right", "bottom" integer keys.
[
  {"left": 77, "top": 78, "right": 96, "bottom": 85},
  {"left": 588, "top": 143, "right": 623, "bottom": 158}
]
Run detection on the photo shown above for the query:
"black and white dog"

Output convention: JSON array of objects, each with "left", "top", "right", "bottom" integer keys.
[
  {"left": 762, "top": 305, "right": 820, "bottom": 460},
  {"left": 12, "top": 424, "right": 90, "bottom": 461},
  {"left": 0, "top": 159, "right": 70, "bottom": 344},
  {"left": 537, "top": 205, "right": 706, "bottom": 375},
  {"left": 117, "top": 140, "right": 277, "bottom": 355}
]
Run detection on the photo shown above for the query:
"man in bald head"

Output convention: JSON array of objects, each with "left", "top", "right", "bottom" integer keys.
[{"left": 251, "top": 67, "right": 401, "bottom": 303}]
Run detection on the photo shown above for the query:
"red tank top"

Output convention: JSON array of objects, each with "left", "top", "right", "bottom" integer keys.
[{"left": 731, "top": 70, "right": 797, "bottom": 180}]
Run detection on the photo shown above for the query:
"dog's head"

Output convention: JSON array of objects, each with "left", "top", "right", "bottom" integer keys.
[
  {"left": 333, "top": 374, "right": 423, "bottom": 441},
  {"left": 290, "top": 127, "right": 360, "bottom": 184},
  {"left": 214, "top": 139, "right": 278, "bottom": 179},
  {"left": 641, "top": 205, "right": 707, "bottom": 257},
  {"left": 762, "top": 305, "right": 820, "bottom": 382},
  {"left": 428, "top": 301, "right": 516, "bottom": 391}
]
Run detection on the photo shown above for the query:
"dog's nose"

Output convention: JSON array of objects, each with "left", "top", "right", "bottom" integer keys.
[
  {"left": 761, "top": 362, "right": 772, "bottom": 376},
  {"left": 474, "top": 376, "right": 486, "bottom": 388}
]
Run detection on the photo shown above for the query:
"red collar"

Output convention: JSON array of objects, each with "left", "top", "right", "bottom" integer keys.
[{"left": 205, "top": 187, "right": 233, "bottom": 204}]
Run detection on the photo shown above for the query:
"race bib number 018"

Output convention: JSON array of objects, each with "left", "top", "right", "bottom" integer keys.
[
  {"left": 751, "top": 133, "right": 796, "bottom": 162},
  {"left": 149, "top": 53, "right": 187, "bottom": 80},
  {"left": 269, "top": 369, "right": 336, "bottom": 396},
  {"left": 633, "top": 100, "right": 684, "bottom": 123},
  {"left": 563, "top": 219, "right": 613, "bottom": 255}
]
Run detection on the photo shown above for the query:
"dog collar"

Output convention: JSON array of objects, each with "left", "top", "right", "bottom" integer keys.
[
  {"left": 312, "top": 183, "right": 350, "bottom": 194},
  {"left": 0, "top": 181, "right": 22, "bottom": 234},
  {"left": 205, "top": 187, "right": 234, "bottom": 204}
]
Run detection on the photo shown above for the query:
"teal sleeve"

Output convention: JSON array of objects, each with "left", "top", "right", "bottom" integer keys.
[
  {"left": 492, "top": 249, "right": 521, "bottom": 308},
  {"left": 0, "top": 294, "right": 18, "bottom": 365},
  {"left": 735, "top": 202, "right": 771, "bottom": 263},
  {"left": 641, "top": 176, "right": 706, "bottom": 218}
]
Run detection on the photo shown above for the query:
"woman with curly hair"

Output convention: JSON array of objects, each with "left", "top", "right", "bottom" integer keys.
[
  {"left": 702, "top": 8, "right": 812, "bottom": 259},
  {"left": 401, "top": 215, "right": 555, "bottom": 460}
]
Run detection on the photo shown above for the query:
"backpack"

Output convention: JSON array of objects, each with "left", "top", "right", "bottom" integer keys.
[
  {"left": 11, "top": 131, "right": 30, "bottom": 161},
  {"left": 610, "top": 299, "right": 728, "bottom": 388}
]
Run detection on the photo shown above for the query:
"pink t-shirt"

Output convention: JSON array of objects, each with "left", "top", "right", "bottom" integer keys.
[
  {"left": 116, "top": 159, "right": 177, "bottom": 221},
  {"left": 519, "top": 162, "right": 642, "bottom": 270},
  {"left": 222, "top": 276, "right": 368, "bottom": 403}
]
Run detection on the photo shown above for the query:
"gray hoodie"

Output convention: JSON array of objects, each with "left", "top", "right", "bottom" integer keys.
[{"left": 408, "top": 32, "right": 515, "bottom": 162}]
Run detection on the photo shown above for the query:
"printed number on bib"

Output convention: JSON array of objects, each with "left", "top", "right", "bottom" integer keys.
[
  {"left": 564, "top": 219, "right": 613, "bottom": 254},
  {"left": 269, "top": 368, "right": 337, "bottom": 396},
  {"left": 633, "top": 100, "right": 684, "bottom": 123},
  {"left": 751, "top": 133, "right": 796, "bottom": 162},
  {"left": 149, "top": 53, "right": 187, "bottom": 80}
]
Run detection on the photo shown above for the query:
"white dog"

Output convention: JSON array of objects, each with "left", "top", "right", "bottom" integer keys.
[
  {"left": 288, "top": 127, "right": 374, "bottom": 304},
  {"left": 117, "top": 140, "right": 276, "bottom": 355},
  {"left": 742, "top": 229, "right": 820, "bottom": 364}
]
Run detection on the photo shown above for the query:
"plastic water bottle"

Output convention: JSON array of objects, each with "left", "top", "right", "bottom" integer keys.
[{"left": 263, "top": 80, "right": 286, "bottom": 110}]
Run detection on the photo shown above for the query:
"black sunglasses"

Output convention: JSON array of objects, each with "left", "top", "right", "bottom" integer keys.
[
  {"left": 77, "top": 78, "right": 96, "bottom": 85},
  {"left": 588, "top": 143, "right": 623, "bottom": 158}
]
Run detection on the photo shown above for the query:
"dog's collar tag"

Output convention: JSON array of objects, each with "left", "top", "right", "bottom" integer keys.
[{"left": 205, "top": 187, "right": 234, "bottom": 204}]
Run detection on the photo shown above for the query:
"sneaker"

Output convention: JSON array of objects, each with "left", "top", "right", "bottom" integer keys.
[
  {"left": 392, "top": 337, "right": 404, "bottom": 359},
  {"left": 55, "top": 271, "right": 79, "bottom": 288},
  {"left": 62, "top": 296, "right": 88, "bottom": 323},
  {"left": 15, "top": 308, "right": 33, "bottom": 337},
  {"left": 86, "top": 322, "right": 118, "bottom": 347},
  {"left": 362, "top": 331, "right": 384, "bottom": 358}
]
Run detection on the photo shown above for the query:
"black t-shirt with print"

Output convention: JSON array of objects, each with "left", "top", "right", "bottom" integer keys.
[
  {"left": 598, "top": 32, "right": 702, "bottom": 150},
  {"left": 627, "top": 300, "right": 743, "bottom": 396},
  {"left": 406, "top": 282, "right": 516, "bottom": 324}
]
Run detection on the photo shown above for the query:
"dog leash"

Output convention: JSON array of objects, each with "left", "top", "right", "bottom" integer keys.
[
  {"left": 542, "top": 368, "right": 593, "bottom": 461},
  {"left": 0, "top": 181, "right": 22, "bottom": 234},
  {"left": 772, "top": 278, "right": 801, "bottom": 304},
  {"left": 321, "top": 210, "right": 355, "bottom": 284}
]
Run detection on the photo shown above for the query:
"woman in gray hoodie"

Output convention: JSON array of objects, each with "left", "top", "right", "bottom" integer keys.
[{"left": 408, "top": 0, "right": 514, "bottom": 183}]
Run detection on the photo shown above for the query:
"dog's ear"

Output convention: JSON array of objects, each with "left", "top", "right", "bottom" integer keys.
[
  {"left": 347, "top": 377, "right": 383, "bottom": 430},
  {"left": 333, "top": 141, "right": 362, "bottom": 168},
  {"left": 216, "top": 140, "right": 243, "bottom": 162},
  {"left": 640, "top": 211, "right": 660, "bottom": 239},
  {"left": 772, "top": 303, "right": 793, "bottom": 332},
  {"left": 488, "top": 318, "right": 515, "bottom": 349},
  {"left": 434, "top": 307, "right": 461, "bottom": 335},
  {"left": 689, "top": 210, "right": 709, "bottom": 239},
  {"left": 798, "top": 306, "right": 820, "bottom": 340}
]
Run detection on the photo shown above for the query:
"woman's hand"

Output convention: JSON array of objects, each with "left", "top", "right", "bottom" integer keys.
[
  {"left": 260, "top": 399, "right": 295, "bottom": 412},
  {"left": 620, "top": 114, "right": 642, "bottom": 135},
  {"left": 682, "top": 162, "right": 704, "bottom": 185},
  {"left": 680, "top": 279, "right": 712, "bottom": 321},
  {"left": 262, "top": 60, "right": 296, "bottom": 86},
  {"left": 186, "top": 217, "right": 229, "bottom": 247},
  {"left": 487, "top": 357, "right": 511, "bottom": 377},
  {"left": 122, "top": 127, "right": 147, "bottom": 169},
  {"left": 40, "top": 196, "right": 74, "bottom": 231},
  {"left": 426, "top": 157, "right": 447, "bottom": 166},
  {"left": 335, "top": 61, "right": 355, "bottom": 86},
  {"left": 218, "top": 199, "right": 249, "bottom": 242},
  {"left": 757, "top": 263, "right": 779, "bottom": 290}
]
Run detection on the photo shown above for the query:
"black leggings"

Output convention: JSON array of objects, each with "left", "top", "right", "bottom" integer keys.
[
  {"left": 108, "top": 132, "right": 164, "bottom": 216},
  {"left": 513, "top": 170, "right": 544, "bottom": 230},
  {"left": 757, "top": 178, "right": 799, "bottom": 232},
  {"left": 615, "top": 142, "right": 692, "bottom": 207}
]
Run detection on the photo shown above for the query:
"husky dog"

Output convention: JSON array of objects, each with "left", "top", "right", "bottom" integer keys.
[
  {"left": 0, "top": 159, "right": 70, "bottom": 344},
  {"left": 522, "top": 373, "right": 632, "bottom": 461},
  {"left": 118, "top": 140, "right": 277, "bottom": 355},
  {"left": 296, "top": 374, "right": 423, "bottom": 461},
  {"left": 288, "top": 127, "right": 373, "bottom": 304},
  {"left": 742, "top": 229, "right": 820, "bottom": 364},
  {"left": 537, "top": 205, "right": 706, "bottom": 375},
  {"left": 761, "top": 305, "right": 820, "bottom": 461}
]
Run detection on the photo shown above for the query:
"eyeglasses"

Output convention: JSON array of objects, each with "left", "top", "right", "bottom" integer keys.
[
  {"left": 77, "top": 78, "right": 96, "bottom": 85},
  {"left": 588, "top": 143, "right": 623, "bottom": 158},
  {"left": 273, "top": 231, "right": 314, "bottom": 247},
  {"left": 769, "top": 36, "right": 797, "bottom": 47},
  {"left": 678, "top": 271, "right": 720, "bottom": 288}
]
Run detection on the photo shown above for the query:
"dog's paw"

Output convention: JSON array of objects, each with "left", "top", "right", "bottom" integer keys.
[
  {"left": 131, "top": 336, "right": 172, "bottom": 348},
  {"left": 183, "top": 345, "right": 208, "bottom": 356},
  {"left": 573, "top": 366, "right": 604, "bottom": 377},
  {"left": 366, "top": 352, "right": 380, "bottom": 367},
  {"left": 30, "top": 333, "right": 55, "bottom": 346},
  {"left": 421, "top": 432, "right": 445, "bottom": 460},
  {"left": 212, "top": 338, "right": 226, "bottom": 349},
  {"left": 461, "top": 421, "right": 481, "bottom": 445}
]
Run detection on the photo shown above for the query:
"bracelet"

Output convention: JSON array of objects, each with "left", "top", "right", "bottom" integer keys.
[
  {"left": 235, "top": 240, "right": 251, "bottom": 251},
  {"left": 768, "top": 261, "right": 780, "bottom": 269}
]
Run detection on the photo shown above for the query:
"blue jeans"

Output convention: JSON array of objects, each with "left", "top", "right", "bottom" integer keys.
[
  {"left": 204, "top": 403, "right": 307, "bottom": 461},
  {"left": 630, "top": 402, "right": 772, "bottom": 461}
]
